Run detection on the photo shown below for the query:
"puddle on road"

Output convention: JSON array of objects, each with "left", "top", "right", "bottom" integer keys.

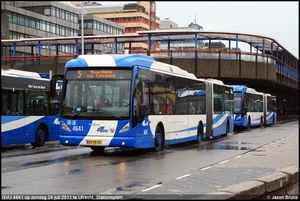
[
  {"left": 116, "top": 181, "right": 149, "bottom": 191},
  {"left": 199, "top": 141, "right": 253, "bottom": 151}
]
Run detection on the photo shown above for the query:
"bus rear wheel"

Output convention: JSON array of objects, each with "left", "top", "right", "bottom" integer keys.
[
  {"left": 154, "top": 126, "right": 164, "bottom": 152},
  {"left": 31, "top": 125, "right": 47, "bottom": 147},
  {"left": 197, "top": 123, "right": 203, "bottom": 144},
  {"left": 247, "top": 117, "right": 251, "bottom": 131}
]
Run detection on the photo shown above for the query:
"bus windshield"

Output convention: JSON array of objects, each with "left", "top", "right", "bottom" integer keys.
[
  {"left": 233, "top": 92, "right": 242, "bottom": 114},
  {"left": 62, "top": 69, "right": 133, "bottom": 119}
]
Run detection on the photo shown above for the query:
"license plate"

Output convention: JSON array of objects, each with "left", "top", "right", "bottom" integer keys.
[{"left": 87, "top": 140, "right": 102, "bottom": 144}]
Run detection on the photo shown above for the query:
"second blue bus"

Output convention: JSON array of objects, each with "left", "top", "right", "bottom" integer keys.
[{"left": 2, "top": 69, "right": 62, "bottom": 147}]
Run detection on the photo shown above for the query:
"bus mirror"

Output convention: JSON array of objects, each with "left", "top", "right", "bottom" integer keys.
[
  {"left": 50, "top": 79, "right": 57, "bottom": 97},
  {"left": 139, "top": 104, "right": 146, "bottom": 118}
]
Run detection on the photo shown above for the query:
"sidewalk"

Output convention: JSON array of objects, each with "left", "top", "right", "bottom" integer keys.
[{"left": 128, "top": 133, "right": 299, "bottom": 199}]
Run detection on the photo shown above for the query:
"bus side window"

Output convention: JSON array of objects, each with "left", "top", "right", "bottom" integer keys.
[{"left": 3, "top": 109, "right": 11, "bottom": 115}]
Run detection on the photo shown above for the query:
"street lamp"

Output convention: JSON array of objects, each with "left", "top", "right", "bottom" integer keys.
[{"left": 81, "top": 1, "right": 84, "bottom": 55}]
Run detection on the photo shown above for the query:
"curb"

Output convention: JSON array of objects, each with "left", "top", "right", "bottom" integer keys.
[{"left": 202, "top": 166, "right": 299, "bottom": 200}]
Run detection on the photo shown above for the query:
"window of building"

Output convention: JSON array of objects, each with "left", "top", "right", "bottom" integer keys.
[
  {"left": 46, "top": 22, "right": 50, "bottom": 32},
  {"left": 65, "top": 12, "right": 69, "bottom": 21},
  {"left": 51, "top": 7, "right": 56, "bottom": 17},
  {"left": 56, "top": 25, "right": 60, "bottom": 35},
  {"left": 24, "top": 18, "right": 29, "bottom": 27},
  {"left": 19, "top": 15, "right": 25, "bottom": 26},
  {"left": 54, "top": 8, "right": 59, "bottom": 18},
  {"left": 74, "top": 15, "right": 78, "bottom": 23},
  {"left": 12, "top": 14, "right": 18, "bottom": 24},
  {"left": 44, "top": 8, "right": 51, "bottom": 16},
  {"left": 61, "top": 11, "right": 65, "bottom": 20},
  {"left": 40, "top": 21, "right": 45, "bottom": 31},
  {"left": 99, "top": 22, "right": 103, "bottom": 31}
]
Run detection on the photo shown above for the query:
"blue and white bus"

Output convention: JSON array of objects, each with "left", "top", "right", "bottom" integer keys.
[
  {"left": 263, "top": 93, "right": 277, "bottom": 125},
  {"left": 1, "top": 69, "right": 62, "bottom": 147},
  {"left": 55, "top": 54, "right": 234, "bottom": 152},
  {"left": 231, "top": 85, "right": 276, "bottom": 130}
]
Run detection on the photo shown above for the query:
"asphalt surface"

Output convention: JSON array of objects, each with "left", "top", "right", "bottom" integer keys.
[
  {"left": 126, "top": 116, "right": 299, "bottom": 199},
  {"left": 1, "top": 115, "right": 298, "bottom": 200}
]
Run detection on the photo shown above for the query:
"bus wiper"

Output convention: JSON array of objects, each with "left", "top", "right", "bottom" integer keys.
[
  {"left": 101, "top": 112, "right": 123, "bottom": 119},
  {"left": 70, "top": 112, "right": 80, "bottom": 119},
  {"left": 106, "top": 115, "right": 123, "bottom": 119},
  {"left": 114, "top": 116, "right": 123, "bottom": 119}
]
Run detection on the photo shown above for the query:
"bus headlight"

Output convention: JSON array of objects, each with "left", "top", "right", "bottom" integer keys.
[{"left": 119, "top": 122, "right": 130, "bottom": 133}]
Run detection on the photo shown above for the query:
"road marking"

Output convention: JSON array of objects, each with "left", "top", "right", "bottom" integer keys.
[
  {"left": 141, "top": 184, "right": 162, "bottom": 192},
  {"left": 219, "top": 160, "right": 229, "bottom": 164},
  {"left": 201, "top": 166, "right": 213, "bottom": 170},
  {"left": 175, "top": 174, "right": 191, "bottom": 179}
]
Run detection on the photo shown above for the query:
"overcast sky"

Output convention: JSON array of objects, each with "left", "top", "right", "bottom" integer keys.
[{"left": 98, "top": 1, "right": 298, "bottom": 58}]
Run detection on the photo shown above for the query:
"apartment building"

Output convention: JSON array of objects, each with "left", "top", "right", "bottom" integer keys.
[{"left": 70, "top": 1, "right": 160, "bottom": 51}]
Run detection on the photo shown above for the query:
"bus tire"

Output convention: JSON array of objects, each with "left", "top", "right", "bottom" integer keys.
[
  {"left": 91, "top": 146, "right": 105, "bottom": 153},
  {"left": 225, "top": 120, "right": 230, "bottom": 136},
  {"left": 197, "top": 123, "right": 203, "bottom": 144},
  {"left": 247, "top": 117, "right": 251, "bottom": 131},
  {"left": 31, "top": 125, "right": 47, "bottom": 147},
  {"left": 154, "top": 126, "right": 164, "bottom": 152}
]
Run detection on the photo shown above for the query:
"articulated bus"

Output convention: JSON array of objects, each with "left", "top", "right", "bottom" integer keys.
[
  {"left": 54, "top": 54, "right": 234, "bottom": 152},
  {"left": 231, "top": 85, "right": 277, "bottom": 130},
  {"left": 1, "top": 69, "right": 62, "bottom": 147}
]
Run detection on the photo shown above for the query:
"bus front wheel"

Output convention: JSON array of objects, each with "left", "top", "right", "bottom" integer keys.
[
  {"left": 31, "top": 125, "right": 47, "bottom": 147},
  {"left": 154, "top": 126, "right": 164, "bottom": 152}
]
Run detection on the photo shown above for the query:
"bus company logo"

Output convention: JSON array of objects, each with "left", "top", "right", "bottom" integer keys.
[
  {"left": 53, "top": 118, "right": 60, "bottom": 125},
  {"left": 97, "top": 126, "right": 108, "bottom": 133},
  {"left": 142, "top": 120, "right": 149, "bottom": 126}
]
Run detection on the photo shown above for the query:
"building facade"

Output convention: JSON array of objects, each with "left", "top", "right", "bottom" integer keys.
[
  {"left": 1, "top": 1, "right": 125, "bottom": 56},
  {"left": 70, "top": 1, "right": 160, "bottom": 51}
]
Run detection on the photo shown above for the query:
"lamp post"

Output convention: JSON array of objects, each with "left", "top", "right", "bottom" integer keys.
[{"left": 81, "top": 1, "right": 84, "bottom": 55}]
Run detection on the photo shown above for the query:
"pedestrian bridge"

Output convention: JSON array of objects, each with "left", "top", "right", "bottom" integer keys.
[{"left": 1, "top": 49, "right": 298, "bottom": 115}]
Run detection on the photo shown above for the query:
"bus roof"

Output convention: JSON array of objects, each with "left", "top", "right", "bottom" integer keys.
[
  {"left": 231, "top": 85, "right": 264, "bottom": 95},
  {"left": 1, "top": 69, "right": 44, "bottom": 79},
  {"left": 2, "top": 69, "right": 50, "bottom": 90},
  {"left": 65, "top": 54, "right": 197, "bottom": 79},
  {"left": 65, "top": 54, "right": 156, "bottom": 68}
]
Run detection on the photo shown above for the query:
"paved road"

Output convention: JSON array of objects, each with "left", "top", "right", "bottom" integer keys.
[{"left": 127, "top": 118, "right": 299, "bottom": 199}]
